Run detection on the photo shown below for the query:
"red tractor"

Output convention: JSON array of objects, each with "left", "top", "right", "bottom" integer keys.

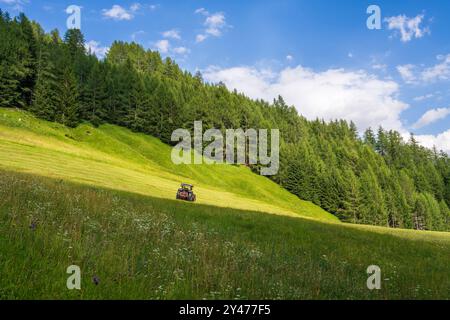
[{"left": 176, "top": 183, "right": 196, "bottom": 202}]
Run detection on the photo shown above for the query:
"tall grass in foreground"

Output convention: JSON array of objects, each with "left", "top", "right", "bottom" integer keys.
[{"left": 0, "top": 170, "right": 449, "bottom": 300}]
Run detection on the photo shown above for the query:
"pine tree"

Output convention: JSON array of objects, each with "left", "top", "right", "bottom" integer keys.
[
  {"left": 124, "top": 75, "right": 149, "bottom": 131},
  {"left": 30, "top": 42, "right": 57, "bottom": 120},
  {"left": 82, "top": 62, "right": 108, "bottom": 126},
  {"left": 64, "top": 28, "right": 85, "bottom": 58},
  {"left": 413, "top": 193, "right": 428, "bottom": 230},
  {"left": 55, "top": 67, "right": 80, "bottom": 127},
  {"left": 341, "top": 169, "right": 361, "bottom": 223},
  {"left": 376, "top": 127, "right": 388, "bottom": 156},
  {"left": 363, "top": 127, "right": 376, "bottom": 148},
  {"left": 359, "top": 168, "right": 388, "bottom": 226},
  {"left": 0, "top": 13, "right": 33, "bottom": 108},
  {"left": 438, "top": 200, "right": 450, "bottom": 231},
  {"left": 17, "top": 13, "right": 37, "bottom": 106},
  {"left": 0, "top": 62, "right": 21, "bottom": 107}
]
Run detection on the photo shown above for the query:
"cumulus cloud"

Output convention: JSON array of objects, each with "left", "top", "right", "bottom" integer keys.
[
  {"left": 385, "top": 14, "right": 430, "bottom": 42},
  {"left": 205, "top": 13, "right": 226, "bottom": 36},
  {"left": 162, "top": 29, "right": 181, "bottom": 40},
  {"left": 85, "top": 40, "right": 109, "bottom": 59},
  {"left": 152, "top": 35, "right": 190, "bottom": 57},
  {"left": 397, "top": 64, "right": 416, "bottom": 83},
  {"left": 413, "top": 107, "right": 450, "bottom": 129},
  {"left": 195, "top": 8, "right": 229, "bottom": 43},
  {"left": 422, "top": 54, "right": 450, "bottom": 82},
  {"left": 154, "top": 40, "right": 170, "bottom": 53},
  {"left": 397, "top": 54, "right": 450, "bottom": 84},
  {"left": 196, "top": 34, "right": 208, "bottom": 43},
  {"left": 102, "top": 3, "right": 155, "bottom": 21},
  {"left": 416, "top": 130, "right": 450, "bottom": 153},
  {"left": 203, "top": 65, "right": 409, "bottom": 133},
  {"left": 102, "top": 5, "right": 133, "bottom": 20},
  {"left": 152, "top": 40, "right": 190, "bottom": 56}
]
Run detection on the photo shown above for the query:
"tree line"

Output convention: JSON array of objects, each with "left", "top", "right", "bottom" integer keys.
[{"left": 1, "top": 10, "right": 449, "bottom": 231}]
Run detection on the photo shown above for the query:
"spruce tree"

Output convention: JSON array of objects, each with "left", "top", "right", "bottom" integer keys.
[
  {"left": 30, "top": 42, "right": 57, "bottom": 120},
  {"left": 82, "top": 62, "right": 108, "bottom": 126},
  {"left": 363, "top": 127, "right": 376, "bottom": 148},
  {"left": 55, "top": 67, "right": 80, "bottom": 127}
]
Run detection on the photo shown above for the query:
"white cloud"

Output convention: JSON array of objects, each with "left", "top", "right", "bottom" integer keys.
[
  {"left": 397, "top": 54, "right": 450, "bottom": 84},
  {"left": 286, "top": 55, "right": 294, "bottom": 61},
  {"left": 195, "top": 9, "right": 229, "bottom": 43},
  {"left": 102, "top": 5, "right": 133, "bottom": 20},
  {"left": 85, "top": 40, "right": 109, "bottom": 59},
  {"left": 372, "top": 64, "right": 387, "bottom": 72},
  {"left": 102, "top": 3, "right": 155, "bottom": 20},
  {"left": 397, "top": 64, "right": 416, "bottom": 83},
  {"left": 195, "top": 8, "right": 209, "bottom": 16},
  {"left": 173, "top": 47, "right": 190, "bottom": 55},
  {"left": 154, "top": 39, "right": 170, "bottom": 53},
  {"left": 416, "top": 130, "right": 450, "bottom": 153},
  {"left": 196, "top": 34, "right": 208, "bottom": 43},
  {"left": 385, "top": 14, "right": 430, "bottom": 42},
  {"left": 153, "top": 40, "right": 190, "bottom": 57},
  {"left": 162, "top": 29, "right": 181, "bottom": 40},
  {"left": 0, "top": 0, "right": 28, "bottom": 11},
  {"left": 422, "top": 54, "right": 450, "bottom": 82},
  {"left": 413, "top": 93, "right": 434, "bottom": 101},
  {"left": 130, "top": 3, "right": 141, "bottom": 12},
  {"left": 205, "top": 13, "right": 226, "bottom": 36},
  {"left": 348, "top": 52, "right": 354, "bottom": 58},
  {"left": 203, "top": 65, "right": 409, "bottom": 133},
  {"left": 413, "top": 107, "right": 450, "bottom": 129}
]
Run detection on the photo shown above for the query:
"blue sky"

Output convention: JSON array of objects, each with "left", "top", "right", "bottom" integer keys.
[{"left": 1, "top": 0, "right": 450, "bottom": 151}]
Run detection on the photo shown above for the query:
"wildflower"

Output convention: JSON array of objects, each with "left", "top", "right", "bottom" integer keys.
[{"left": 29, "top": 221, "right": 37, "bottom": 231}]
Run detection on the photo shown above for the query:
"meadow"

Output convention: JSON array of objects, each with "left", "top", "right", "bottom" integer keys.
[
  {"left": 0, "top": 108, "right": 449, "bottom": 299},
  {"left": 0, "top": 170, "right": 449, "bottom": 299}
]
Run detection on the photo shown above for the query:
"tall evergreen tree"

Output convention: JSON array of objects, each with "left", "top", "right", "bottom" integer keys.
[{"left": 55, "top": 67, "right": 80, "bottom": 127}]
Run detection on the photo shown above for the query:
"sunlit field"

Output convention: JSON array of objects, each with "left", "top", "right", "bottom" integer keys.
[
  {"left": 0, "top": 108, "right": 336, "bottom": 222},
  {"left": 0, "top": 109, "right": 449, "bottom": 299}
]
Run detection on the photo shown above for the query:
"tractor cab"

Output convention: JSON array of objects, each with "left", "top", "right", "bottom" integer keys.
[
  {"left": 176, "top": 183, "right": 196, "bottom": 202},
  {"left": 181, "top": 183, "right": 193, "bottom": 191}
]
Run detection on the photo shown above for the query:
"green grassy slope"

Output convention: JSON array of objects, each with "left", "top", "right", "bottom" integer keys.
[
  {"left": 0, "top": 108, "right": 449, "bottom": 299},
  {"left": 0, "top": 108, "right": 336, "bottom": 222},
  {"left": 0, "top": 170, "right": 449, "bottom": 299}
]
